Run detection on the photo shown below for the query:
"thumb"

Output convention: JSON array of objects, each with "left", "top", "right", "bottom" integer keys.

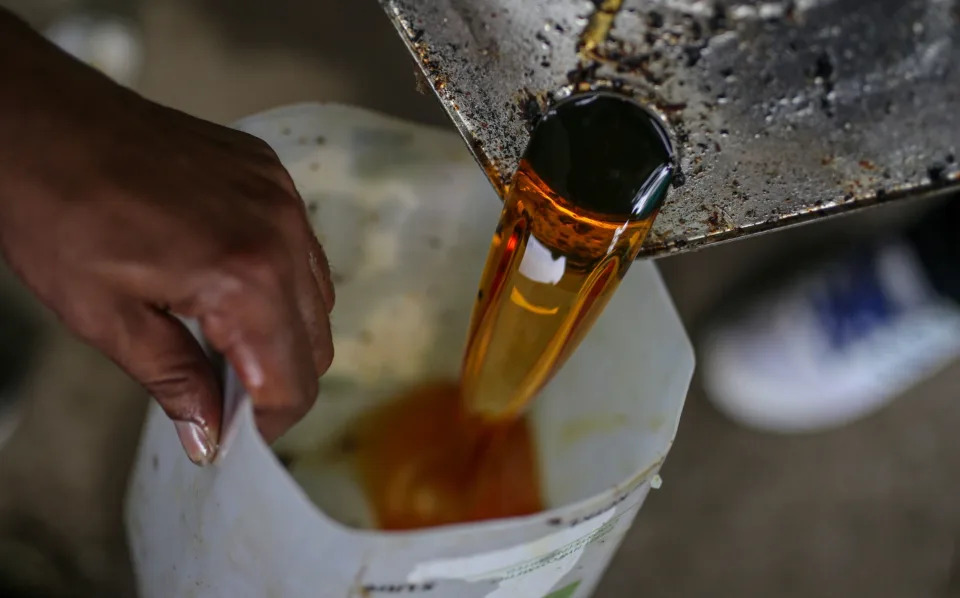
[{"left": 69, "top": 297, "right": 223, "bottom": 465}]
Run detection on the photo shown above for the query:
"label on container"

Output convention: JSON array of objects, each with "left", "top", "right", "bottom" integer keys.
[{"left": 406, "top": 507, "right": 617, "bottom": 597}]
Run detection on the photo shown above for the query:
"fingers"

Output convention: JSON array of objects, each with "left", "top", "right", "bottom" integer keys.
[
  {"left": 290, "top": 206, "right": 335, "bottom": 375},
  {"left": 66, "top": 296, "right": 223, "bottom": 465},
  {"left": 273, "top": 167, "right": 336, "bottom": 373},
  {"left": 307, "top": 233, "right": 335, "bottom": 313},
  {"left": 292, "top": 246, "right": 335, "bottom": 378},
  {"left": 197, "top": 257, "right": 320, "bottom": 444}
]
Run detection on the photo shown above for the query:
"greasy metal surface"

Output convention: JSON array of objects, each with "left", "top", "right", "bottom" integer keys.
[{"left": 379, "top": 0, "right": 960, "bottom": 256}]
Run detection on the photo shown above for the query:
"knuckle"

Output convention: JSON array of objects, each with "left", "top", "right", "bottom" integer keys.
[
  {"left": 232, "top": 129, "right": 280, "bottom": 162},
  {"left": 270, "top": 187, "right": 309, "bottom": 230},
  {"left": 145, "top": 366, "right": 211, "bottom": 415},
  {"left": 254, "top": 161, "right": 304, "bottom": 215},
  {"left": 243, "top": 250, "right": 288, "bottom": 290},
  {"left": 248, "top": 134, "right": 281, "bottom": 160},
  {"left": 276, "top": 169, "right": 301, "bottom": 199},
  {"left": 222, "top": 235, "right": 292, "bottom": 293},
  {"left": 315, "top": 345, "right": 334, "bottom": 377},
  {"left": 293, "top": 382, "right": 319, "bottom": 421},
  {"left": 271, "top": 190, "right": 302, "bottom": 220},
  {"left": 254, "top": 385, "right": 316, "bottom": 427},
  {"left": 304, "top": 374, "right": 320, "bottom": 407},
  {"left": 56, "top": 298, "right": 114, "bottom": 347}
]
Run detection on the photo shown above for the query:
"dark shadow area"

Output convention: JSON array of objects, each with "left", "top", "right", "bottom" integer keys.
[
  {"left": 595, "top": 196, "right": 960, "bottom": 597},
  {"left": 195, "top": 0, "right": 451, "bottom": 127}
]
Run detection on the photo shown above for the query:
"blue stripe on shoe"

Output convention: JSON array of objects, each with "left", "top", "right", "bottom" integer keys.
[{"left": 811, "top": 251, "right": 901, "bottom": 350}]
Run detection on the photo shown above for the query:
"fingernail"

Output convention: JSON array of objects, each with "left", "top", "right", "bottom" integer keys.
[{"left": 174, "top": 421, "right": 218, "bottom": 466}]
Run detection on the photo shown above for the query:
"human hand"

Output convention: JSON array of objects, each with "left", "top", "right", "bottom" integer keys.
[{"left": 0, "top": 10, "right": 334, "bottom": 464}]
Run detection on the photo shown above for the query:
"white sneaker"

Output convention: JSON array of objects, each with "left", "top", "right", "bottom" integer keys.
[
  {"left": 700, "top": 240, "right": 960, "bottom": 433},
  {"left": 44, "top": 13, "right": 143, "bottom": 87}
]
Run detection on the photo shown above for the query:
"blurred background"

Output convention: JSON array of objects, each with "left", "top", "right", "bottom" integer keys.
[{"left": 0, "top": 0, "right": 957, "bottom": 596}]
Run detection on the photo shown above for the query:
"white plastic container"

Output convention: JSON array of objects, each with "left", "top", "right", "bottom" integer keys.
[{"left": 125, "top": 104, "right": 694, "bottom": 598}]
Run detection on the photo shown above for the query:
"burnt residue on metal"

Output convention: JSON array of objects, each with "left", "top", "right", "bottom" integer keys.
[
  {"left": 379, "top": 0, "right": 513, "bottom": 193},
  {"left": 640, "top": 181, "right": 960, "bottom": 256},
  {"left": 808, "top": 51, "right": 837, "bottom": 116},
  {"left": 566, "top": 60, "right": 603, "bottom": 90},
  {"left": 927, "top": 163, "right": 948, "bottom": 182},
  {"left": 516, "top": 88, "right": 547, "bottom": 131},
  {"left": 380, "top": 0, "right": 960, "bottom": 257}
]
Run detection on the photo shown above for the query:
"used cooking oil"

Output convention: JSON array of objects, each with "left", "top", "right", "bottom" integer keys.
[
  {"left": 354, "top": 92, "right": 676, "bottom": 530},
  {"left": 461, "top": 92, "right": 675, "bottom": 421},
  {"left": 354, "top": 381, "right": 541, "bottom": 530}
]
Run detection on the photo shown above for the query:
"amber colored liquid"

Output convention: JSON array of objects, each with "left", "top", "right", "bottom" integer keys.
[
  {"left": 352, "top": 163, "right": 659, "bottom": 530},
  {"left": 460, "top": 160, "right": 658, "bottom": 421},
  {"left": 350, "top": 93, "right": 672, "bottom": 530},
  {"left": 353, "top": 381, "right": 542, "bottom": 531}
]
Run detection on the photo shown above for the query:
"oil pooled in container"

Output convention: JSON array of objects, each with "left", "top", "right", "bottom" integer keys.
[
  {"left": 354, "top": 381, "right": 541, "bottom": 530},
  {"left": 354, "top": 92, "right": 675, "bottom": 530}
]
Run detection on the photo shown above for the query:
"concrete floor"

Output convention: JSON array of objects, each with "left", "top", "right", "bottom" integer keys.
[{"left": 0, "top": 0, "right": 958, "bottom": 596}]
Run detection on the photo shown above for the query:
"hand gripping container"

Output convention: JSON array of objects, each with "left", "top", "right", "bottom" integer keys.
[{"left": 126, "top": 103, "right": 694, "bottom": 598}]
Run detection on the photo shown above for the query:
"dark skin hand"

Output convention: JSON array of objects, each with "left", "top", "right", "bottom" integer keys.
[{"left": 0, "top": 9, "right": 334, "bottom": 464}]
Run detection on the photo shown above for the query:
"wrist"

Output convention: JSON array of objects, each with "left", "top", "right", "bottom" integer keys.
[
  {"left": 0, "top": 8, "right": 145, "bottom": 206},
  {"left": 0, "top": 9, "right": 59, "bottom": 107},
  {"left": 0, "top": 7, "right": 142, "bottom": 127}
]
